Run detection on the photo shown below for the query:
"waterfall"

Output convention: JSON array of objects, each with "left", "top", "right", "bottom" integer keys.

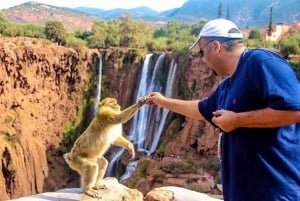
[
  {"left": 106, "top": 54, "right": 178, "bottom": 179},
  {"left": 93, "top": 55, "right": 102, "bottom": 116},
  {"left": 131, "top": 55, "right": 178, "bottom": 155},
  {"left": 105, "top": 53, "right": 153, "bottom": 177},
  {"left": 120, "top": 161, "right": 138, "bottom": 182},
  {"left": 105, "top": 147, "right": 123, "bottom": 177},
  {"left": 129, "top": 53, "right": 166, "bottom": 153},
  {"left": 147, "top": 58, "right": 177, "bottom": 154}
]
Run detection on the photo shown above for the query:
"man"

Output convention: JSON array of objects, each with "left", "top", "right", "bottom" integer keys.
[{"left": 147, "top": 19, "right": 300, "bottom": 201}]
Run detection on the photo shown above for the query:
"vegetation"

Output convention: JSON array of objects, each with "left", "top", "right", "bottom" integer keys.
[
  {"left": 245, "top": 28, "right": 266, "bottom": 48},
  {"left": 44, "top": 21, "right": 66, "bottom": 45},
  {"left": 268, "top": 6, "right": 273, "bottom": 36},
  {"left": 59, "top": 67, "right": 101, "bottom": 153},
  {"left": 290, "top": 61, "right": 300, "bottom": 79},
  {"left": 0, "top": 11, "right": 197, "bottom": 53},
  {"left": 160, "top": 160, "right": 196, "bottom": 176},
  {"left": 279, "top": 33, "right": 300, "bottom": 58},
  {"left": 0, "top": 9, "right": 299, "bottom": 61},
  {"left": 124, "top": 158, "right": 153, "bottom": 188}
]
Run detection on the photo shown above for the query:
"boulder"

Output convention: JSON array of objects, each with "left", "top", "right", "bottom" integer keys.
[{"left": 145, "top": 186, "right": 223, "bottom": 201}]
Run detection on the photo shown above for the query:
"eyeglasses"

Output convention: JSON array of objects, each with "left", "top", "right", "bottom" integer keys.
[{"left": 199, "top": 40, "right": 213, "bottom": 57}]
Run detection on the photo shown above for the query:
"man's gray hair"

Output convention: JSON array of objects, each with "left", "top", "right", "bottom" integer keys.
[{"left": 203, "top": 36, "right": 244, "bottom": 51}]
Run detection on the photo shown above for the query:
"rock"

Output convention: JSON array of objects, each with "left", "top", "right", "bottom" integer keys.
[
  {"left": 8, "top": 180, "right": 223, "bottom": 201},
  {"left": 144, "top": 188, "right": 174, "bottom": 201},
  {"left": 145, "top": 186, "right": 223, "bottom": 201},
  {"left": 9, "top": 177, "right": 143, "bottom": 201}
]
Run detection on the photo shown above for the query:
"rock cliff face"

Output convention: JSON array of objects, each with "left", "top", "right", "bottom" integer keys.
[
  {"left": 0, "top": 37, "right": 99, "bottom": 200},
  {"left": 123, "top": 55, "right": 223, "bottom": 195},
  {"left": 165, "top": 55, "right": 221, "bottom": 158},
  {"left": 0, "top": 37, "right": 222, "bottom": 200}
]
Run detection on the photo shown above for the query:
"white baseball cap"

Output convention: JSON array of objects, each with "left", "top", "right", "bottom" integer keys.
[{"left": 189, "top": 18, "right": 243, "bottom": 51}]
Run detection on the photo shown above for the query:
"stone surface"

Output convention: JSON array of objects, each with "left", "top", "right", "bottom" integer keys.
[
  {"left": 9, "top": 177, "right": 143, "bottom": 201},
  {"left": 145, "top": 186, "right": 223, "bottom": 201}
]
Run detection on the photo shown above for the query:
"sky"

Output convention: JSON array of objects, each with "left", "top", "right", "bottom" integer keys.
[{"left": 0, "top": 0, "right": 188, "bottom": 11}]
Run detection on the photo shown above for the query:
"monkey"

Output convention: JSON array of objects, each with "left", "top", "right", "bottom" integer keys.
[{"left": 63, "top": 96, "right": 147, "bottom": 198}]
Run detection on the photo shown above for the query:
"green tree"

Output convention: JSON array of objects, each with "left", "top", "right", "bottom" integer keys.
[
  {"left": 105, "top": 19, "right": 120, "bottom": 47},
  {"left": 218, "top": 2, "right": 223, "bottom": 18},
  {"left": 134, "top": 19, "right": 153, "bottom": 48},
  {"left": 44, "top": 21, "right": 66, "bottom": 45},
  {"left": 279, "top": 34, "right": 300, "bottom": 58},
  {"left": 3, "top": 24, "right": 23, "bottom": 37},
  {"left": 21, "top": 24, "right": 45, "bottom": 38},
  {"left": 152, "top": 20, "right": 195, "bottom": 51},
  {"left": 226, "top": 5, "right": 230, "bottom": 20},
  {"left": 0, "top": 12, "right": 10, "bottom": 34},
  {"left": 248, "top": 29, "right": 263, "bottom": 40},
  {"left": 74, "top": 30, "right": 92, "bottom": 40},
  {"left": 118, "top": 13, "right": 153, "bottom": 48},
  {"left": 190, "top": 19, "right": 208, "bottom": 36},
  {"left": 268, "top": 7, "right": 273, "bottom": 36},
  {"left": 246, "top": 29, "right": 266, "bottom": 48},
  {"left": 119, "top": 13, "right": 136, "bottom": 47},
  {"left": 87, "top": 20, "right": 108, "bottom": 48}
]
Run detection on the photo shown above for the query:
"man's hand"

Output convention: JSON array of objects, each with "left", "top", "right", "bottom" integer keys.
[
  {"left": 212, "top": 109, "right": 239, "bottom": 132},
  {"left": 146, "top": 92, "right": 166, "bottom": 107}
]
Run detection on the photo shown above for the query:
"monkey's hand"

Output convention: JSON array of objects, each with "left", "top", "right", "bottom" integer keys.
[
  {"left": 127, "top": 142, "right": 135, "bottom": 159},
  {"left": 137, "top": 96, "right": 148, "bottom": 107}
]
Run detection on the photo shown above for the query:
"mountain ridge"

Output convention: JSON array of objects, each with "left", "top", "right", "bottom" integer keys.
[
  {"left": 74, "top": 0, "right": 300, "bottom": 27},
  {"left": 1, "top": 0, "right": 299, "bottom": 31}
]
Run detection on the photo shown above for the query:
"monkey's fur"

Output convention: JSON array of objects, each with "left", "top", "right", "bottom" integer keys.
[{"left": 64, "top": 97, "right": 147, "bottom": 198}]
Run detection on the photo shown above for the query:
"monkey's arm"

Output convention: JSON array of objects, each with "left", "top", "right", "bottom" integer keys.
[
  {"left": 112, "top": 135, "right": 135, "bottom": 159},
  {"left": 112, "top": 96, "right": 147, "bottom": 124}
]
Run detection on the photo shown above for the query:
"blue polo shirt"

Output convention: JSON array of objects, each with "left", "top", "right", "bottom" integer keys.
[{"left": 199, "top": 49, "right": 300, "bottom": 201}]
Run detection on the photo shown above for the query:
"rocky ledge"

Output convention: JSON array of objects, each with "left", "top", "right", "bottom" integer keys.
[{"left": 9, "top": 177, "right": 223, "bottom": 201}]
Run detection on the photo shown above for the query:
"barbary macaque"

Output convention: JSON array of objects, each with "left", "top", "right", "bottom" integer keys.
[{"left": 64, "top": 96, "right": 147, "bottom": 198}]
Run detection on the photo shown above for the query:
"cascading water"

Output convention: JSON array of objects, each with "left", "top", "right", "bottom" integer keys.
[
  {"left": 146, "top": 58, "right": 178, "bottom": 154},
  {"left": 119, "top": 161, "right": 138, "bottom": 182},
  {"left": 106, "top": 53, "right": 178, "bottom": 180},
  {"left": 130, "top": 53, "right": 166, "bottom": 153},
  {"left": 105, "top": 53, "right": 154, "bottom": 177},
  {"left": 130, "top": 54, "right": 178, "bottom": 155},
  {"left": 93, "top": 55, "right": 102, "bottom": 116}
]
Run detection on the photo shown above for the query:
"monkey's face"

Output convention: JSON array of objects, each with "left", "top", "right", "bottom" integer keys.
[{"left": 99, "top": 97, "right": 121, "bottom": 112}]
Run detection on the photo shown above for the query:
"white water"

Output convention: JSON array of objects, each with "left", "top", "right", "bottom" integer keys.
[
  {"left": 130, "top": 53, "right": 166, "bottom": 153},
  {"left": 105, "top": 147, "right": 124, "bottom": 177},
  {"left": 120, "top": 161, "right": 138, "bottom": 182},
  {"left": 105, "top": 54, "right": 153, "bottom": 177},
  {"left": 106, "top": 54, "right": 178, "bottom": 179},
  {"left": 147, "top": 58, "right": 177, "bottom": 154},
  {"left": 93, "top": 55, "right": 102, "bottom": 116}
]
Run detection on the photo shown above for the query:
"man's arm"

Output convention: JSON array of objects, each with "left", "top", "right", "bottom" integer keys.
[
  {"left": 147, "top": 92, "right": 204, "bottom": 120},
  {"left": 212, "top": 107, "right": 300, "bottom": 132}
]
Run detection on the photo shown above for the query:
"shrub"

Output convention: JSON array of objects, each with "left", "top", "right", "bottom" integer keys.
[{"left": 160, "top": 161, "right": 195, "bottom": 176}]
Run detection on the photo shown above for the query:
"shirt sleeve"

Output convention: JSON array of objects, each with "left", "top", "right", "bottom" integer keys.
[
  {"left": 249, "top": 51, "right": 300, "bottom": 110},
  {"left": 198, "top": 84, "right": 223, "bottom": 127}
]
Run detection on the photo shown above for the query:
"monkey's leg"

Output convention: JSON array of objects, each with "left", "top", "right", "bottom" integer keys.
[
  {"left": 113, "top": 135, "right": 135, "bottom": 159},
  {"left": 94, "top": 157, "right": 108, "bottom": 190},
  {"left": 80, "top": 159, "right": 102, "bottom": 198}
]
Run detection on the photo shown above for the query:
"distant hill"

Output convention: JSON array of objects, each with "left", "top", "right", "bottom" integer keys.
[
  {"left": 75, "top": 6, "right": 159, "bottom": 19},
  {"left": 170, "top": 0, "right": 300, "bottom": 27},
  {"left": 1, "top": 0, "right": 300, "bottom": 31},
  {"left": 1, "top": 1, "right": 98, "bottom": 31},
  {"left": 75, "top": 0, "right": 300, "bottom": 27}
]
